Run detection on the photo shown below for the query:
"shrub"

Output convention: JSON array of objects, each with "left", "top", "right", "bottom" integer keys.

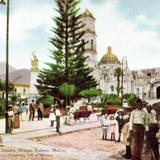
[
  {"left": 92, "top": 102, "right": 105, "bottom": 109},
  {"left": 123, "top": 93, "right": 132, "bottom": 99},
  {"left": 41, "top": 96, "right": 55, "bottom": 107},
  {"left": 0, "top": 98, "right": 5, "bottom": 117},
  {"left": 10, "top": 94, "right": 18, "bottom": 104},
  {"left": 79, "top": 88, "right": 102, "bottom": 102},
  {"left": 105, "top": 97, "right": 121, "bottom": 105},
  {"left": 127, "top": 95, "right": 138, "bottom": 106}
]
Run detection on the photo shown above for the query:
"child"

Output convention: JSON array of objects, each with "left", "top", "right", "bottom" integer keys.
[
  {"left": 49, "top": 105, "right": 56, "bottom": 127},
  {"left": 107, "top": 114, "right": 119, "bottom": 141},
  {"left": 99, "top": 114, "right": 108, "bottom": 140}
]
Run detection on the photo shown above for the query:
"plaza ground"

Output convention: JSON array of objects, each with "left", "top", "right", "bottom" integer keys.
[
  {"left": 0, "top": 107, "right": 157, "bottom": 160},
  {"left": 0, "top": 128, "right": 124, "bottom": 160},
  {"left": 0, "top": 113, "right": 126, "bottom": 160}
]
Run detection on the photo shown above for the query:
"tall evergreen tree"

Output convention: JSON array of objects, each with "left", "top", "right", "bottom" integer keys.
[{"left": 37, "top": 0, "right": 97, "bottom": 98}]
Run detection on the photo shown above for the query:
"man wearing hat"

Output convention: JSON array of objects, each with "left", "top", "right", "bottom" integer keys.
[
  {"left": 116, "top": 109, "right": 125, "bottom": 142},
  {"left": 29, "top": 99, "right": 36, "bottom": 121},
  {"left": 13, "top": 102, "right": 20, "bottom": 114},
  {"left": 129, "top": 99, "right": 148, "bottom": 160},
  {"left": 13, "top": 102, "right": 20, "bottom": 128},
  {"left": 7, "top": 105, "right": 14, "bottom": 134}
]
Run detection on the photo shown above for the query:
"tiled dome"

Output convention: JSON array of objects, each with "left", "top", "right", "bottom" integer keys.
[{"left": 101, "top": 47, "right": 119, "bottom": 64}]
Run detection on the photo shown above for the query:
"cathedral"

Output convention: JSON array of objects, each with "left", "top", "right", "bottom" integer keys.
[{"left": 80, "top": 9, "right": 160, "bottom": 101}]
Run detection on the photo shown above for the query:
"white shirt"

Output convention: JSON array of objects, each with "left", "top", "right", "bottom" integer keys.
[
  {"left": 129, "top": 109, "right": 148, "bottom": 131},
  {"left": 8, "top": 111, "right": 14, "bottom": 116},
  {"left": 147, "top": 110, "right": 158, "bottom": 124},
  {"left": 55, "top": 109, "right": 61, "bottom": 116},
  {"left": 100, "top": 116, "right": 108, "bottom": 127},
  {"left": 49, "top": 109, "right": 56, "bottom": 121}
]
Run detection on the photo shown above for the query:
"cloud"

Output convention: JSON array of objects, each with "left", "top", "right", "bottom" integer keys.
[
  {"left": 90, "top": 0, "right": 106, "bottom": 4},
  {"left": 84, "top": 0, "right": 160, "bottom": 69},
  {"left": 135, "top": 14, "right": 160, "bottom": 29},
  {"left": 0, "top": 0, "right": 55, "bottom": 69},
  {"left": 0, "top": 0, "right": 54, "bottom": 42},
  {"left": 1, "top": 0, "right": 160, "bottom": 70}
]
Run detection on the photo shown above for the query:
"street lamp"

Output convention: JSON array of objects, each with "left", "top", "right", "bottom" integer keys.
[{"left": 0, "top": 0, "right": 10, "bottom": 133}]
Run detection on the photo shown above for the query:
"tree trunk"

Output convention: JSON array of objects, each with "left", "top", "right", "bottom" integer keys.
[
  {"left": 117, "top": 76, "right": 120, "bottom": 97},
  {"left": 2, "top": 91, "right": 5, "bottom": 99}
]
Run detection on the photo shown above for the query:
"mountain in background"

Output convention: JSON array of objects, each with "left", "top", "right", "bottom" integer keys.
[
  {"left": 0, "top": 69, "right": 30, "bottom": 85},
  {"left": 0, "top": 61, "right": 17, "bottom": 75}
]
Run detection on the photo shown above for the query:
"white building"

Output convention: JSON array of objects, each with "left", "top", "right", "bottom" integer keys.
[
  {"left": 80, "top": 9, "right": 97, "bottom": 68},
  {"left": 81, "top": 9, "right": 160, "bottom": 100}
]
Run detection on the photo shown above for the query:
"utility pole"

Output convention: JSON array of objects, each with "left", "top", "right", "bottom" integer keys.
[{"left": 0, "top": 0, "right": 10, "bottom": 133}]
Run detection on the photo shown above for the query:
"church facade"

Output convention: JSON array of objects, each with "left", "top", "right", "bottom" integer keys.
[{"left": 80, "top": 9, "right": 160, "bottom": 100}]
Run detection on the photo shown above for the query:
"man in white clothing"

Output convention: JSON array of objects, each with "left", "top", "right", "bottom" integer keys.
[
  {"left": 55, "top": 106, "right": 61, "bottom": 133},
  {"left": 129, "top": 99, "right": 148, "bottom": 160}
]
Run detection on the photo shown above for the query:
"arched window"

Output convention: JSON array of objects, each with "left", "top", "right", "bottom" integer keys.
[{"left": 91, "top": 39, "right": 93, "bottom": 50}]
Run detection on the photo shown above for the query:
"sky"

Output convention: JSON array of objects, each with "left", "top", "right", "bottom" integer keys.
[{"left": 0, "top": 0, "right": 160, "bottom": 70}]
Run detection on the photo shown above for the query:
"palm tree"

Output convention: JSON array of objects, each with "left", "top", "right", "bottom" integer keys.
[
  {"left": 114, "top": 67, "right": 122, "bottom": 97},
  {"left": 59, "top": 83, "right": 76, "bottom": 107}
]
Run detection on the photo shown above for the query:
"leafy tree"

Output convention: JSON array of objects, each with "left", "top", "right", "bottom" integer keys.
[
  {"left": 36, "top": 0, "right": 97, "bottom": 99},
  {"left": 127, "top": 94, "right": 138, "bottom": 106},
  {"left": 105, "top": 97, "right": 121, "bottom": 105},
  {"left": 79, "top": 88, "right": 102, "bottom": 102},
  {"left": 100, "top": 94, "right": 121, "bottom": 106},
  {"left": 41, "top": 96, "right": 55, "bottom": 107},
  {"left": 0, "top": 80, "right": 14, "bottom": 99},
  {"left": 59, "top": 83, "right": 76, "bottom": 106},
  {"left": 10, "top": 94, "right": 17, "bottom": 104},
  {"left": 0, "top": 98, "right": 5, "bottom": 117}
]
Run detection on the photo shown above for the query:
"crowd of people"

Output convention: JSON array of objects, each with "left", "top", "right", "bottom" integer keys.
[
  {"left": 5, "top": 98, "right": 160, "bottom": 159},
  {"left": 6, "top": 99, "right": 62, "bottom": 134},
  {"left": 99, "top": 99, "right": 160, "bottom": 160}
]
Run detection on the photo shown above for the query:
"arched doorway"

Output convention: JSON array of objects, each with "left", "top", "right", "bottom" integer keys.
[{"left": 156, "top": 86, "right": 160, "bottom": 98}]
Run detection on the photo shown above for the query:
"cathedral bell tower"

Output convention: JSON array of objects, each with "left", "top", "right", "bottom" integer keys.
[{"left": 80, "top": 9, "right": 97, "bottom": 68}]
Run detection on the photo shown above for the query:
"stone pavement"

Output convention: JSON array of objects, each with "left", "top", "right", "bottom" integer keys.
[
  {"left": 0, "top": 113, "right": 100, "bottom": 146},
  {"left": 0, "top": 113, "right": 98, "bottom": 134},
  {"left": 0, "top": 113, "right": 124, "bottom": 160}
]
